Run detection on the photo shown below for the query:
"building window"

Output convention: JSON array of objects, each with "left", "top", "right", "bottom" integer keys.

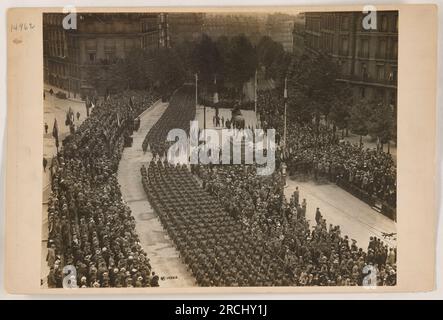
[
  {"left": 391, "top": 40, "right": 398, "bottom": 59},
  {"left": 388, "top": 66, "right": 397, "bottom": 82},
  {"left": 359, "top": 38, "right": 369, "bottom": 58},
  {"left": 341, "top": 16, "right": 349, "bottom": 31},
  {"left": 377, "top": 38, "right": 386, "bottom": 58},
  {"left": 361, "top": 63, "right": 368, "bottom": 79},
  {"left": 377, "top": 65, "right": 385, "bottom": 81},
  {"left": 340, "top": 60, "right": 348, "bottom": 75},
  {"left": 390, "top": 92, "right": 397, "bottom": 107},
  {"left": 381, "top": 15, "right": 388, "bottom": 32},
  {"left": 105, "top": 51, "right": 115, "bottom": 62},
  {"left": 89, "top": 52, "right": 96, "bottom": 62},
  {"left": 340, "top": 36, "right": 349, "bottom": 55}
]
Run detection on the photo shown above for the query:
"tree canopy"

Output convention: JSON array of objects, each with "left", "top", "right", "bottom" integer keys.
[
  {"left": 224, "top": 35, "right": 257, "bottom": 95},
  {"left": 286, "top": 52, "right": 343, "bottom": 124}
]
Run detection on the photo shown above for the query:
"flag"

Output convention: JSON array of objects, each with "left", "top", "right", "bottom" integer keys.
[
  {"left": 284, "top": 77, "right": 288, "bottom": 100},
  {"left": 86, "top": 98, "right": 91, "bottom": 117},
  {"left": 213, "top": 75, "right": 219, "bottom": 104},
  {"left": 52, "top": 118, "right": 59, "bottom": 148},
  {"left": 70, "top": 108, "right": 74, "bottom": 123}
]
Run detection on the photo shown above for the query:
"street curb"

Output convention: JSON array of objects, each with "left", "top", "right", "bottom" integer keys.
[{"left": 138, "top": 98, "right": 163, "bottom": 118}]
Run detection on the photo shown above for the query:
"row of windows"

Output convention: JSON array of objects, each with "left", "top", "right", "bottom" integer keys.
[
  {"left": 357, "top": 37, "right": 398, "bottom": 59},
  {"left": 306, "top": 17, "right": 321, "bottom": 32},
  {"left": 320, "top": 14, "right": 335, "bottom": 30},
  {"left": 141, "top": 20, "right": 160, "bottom": 33},
  {"left": 44, "top": 29, "right": 65, "bottom": 42},
  {"left": 306, "top": 13, "right": 398, "bottom": 34},
  {"left": 142, "top": 33, "right": 161, "bottom": 49},
  {"left": 45, "top": 42, "right": 66, "bottom": 58},
  {"left": 321, "top": 33, "right": 334, "bottom": 54},
  {"left": 44, "top": 14, "right": 63, "bottom": 26},
  {"left": 337, "top": 59, "right": 397, "bottom": 84},
  {"left": 84, "top": 38, "right": 136, "bottom": 51},
  {"left": 306, "top": 34, "right": 320, "bottom": 50},
  {"left": 46, "top": 61, "right": 67, "bottom": 77},
  {"left": 313, "top": 34, "right": 397, "bottom": 60},
  {"left": 358, "top": 62, "right": 397, "bottom": 82},
  {"left": 86, "top": 47, "right": 138, "bottom": 63},
  {"left": 356, "top": 13, "right": 398, "bottom": 33}
]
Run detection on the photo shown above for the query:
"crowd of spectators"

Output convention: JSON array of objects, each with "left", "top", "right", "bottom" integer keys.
[
  {"left": 195, "top": 164, "right": 397, "bottom": 286},
  {"left": 46, "top": 90, "right": 160, "bottom": 288},
  {"left": 258, "top": 90, "right": 397, "bottom": 210}
]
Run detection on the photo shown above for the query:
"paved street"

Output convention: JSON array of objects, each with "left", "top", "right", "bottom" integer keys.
[
  {"left": 195, "top": 105, "right": 259, "bottom": 130},
  {"left": 284, "top": 178, "right": 397, "bottom": 248},
  {"left": 117, "top": 100, "right": 196, "bottom": 288},
  {"left": 43, "top": 90, "right": 87, "bottom": 189}
]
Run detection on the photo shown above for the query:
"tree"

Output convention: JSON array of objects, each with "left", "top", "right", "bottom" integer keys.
[
  {"left": 175, "top": 39, "right": 198, "bottom": 79},
  {"left": 147, "top": 47, "right": 186, "bottom": 97},
  {"left": 192, "top": 34, "right": 222, "bottom": 83},
  {"left": 367, "top": 101, "right": 394, "bottom": 151},
  {"left": 224, "top": 35, "right": 257, "bottom": 99},
  {"left": 86, "top": 59, "right": 129, "bottom": 95},
  {"left": 268, "top": 50, "right": 291, "bottom": 83},
  {"left": 329, "top": 84, "right": 352, "bottom": 134},
  {"left": 286, "top": 52, "right": 341, "bottom": 126},
  {"left": 86, "top": 48, "right": 151, "bottom": 94},
  {"left": 256, "top": 36, "right": 285, "bottom": 78},
  {"left": 125, "top": 48, "right": 150, "bottom": 90},
  {"left": 348, "top": 99, "right": 372, "bottom": 144}
]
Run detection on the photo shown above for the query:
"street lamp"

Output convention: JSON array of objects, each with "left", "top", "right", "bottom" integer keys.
[
  {"left": 254, "top": 69, "right": 258, "bottom": 115},
  {"left": 282, "top": 76, "right": 288, "bottom": 188},
  {"left": 283, "top": 76, "right": 288, "bottom": 153},
  {"left": 195, "top": 73, "right": 198, "bottom": 108},
  {"left": 195, "top": 73, "right": 205, "bottom": 131},
  {"left": 213, "top": 74, "right": 219, "bottom": 105}
]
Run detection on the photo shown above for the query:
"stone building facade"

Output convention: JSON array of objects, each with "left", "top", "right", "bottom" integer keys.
[
  {"left": 266, "top": 13, "right": 295, "bottom": 52},
  {"left": 43, "top": 13, "right": 168, "bottom": 97},
  {"left": 302, "top": 11, "right": 398, "bottom": 107}
]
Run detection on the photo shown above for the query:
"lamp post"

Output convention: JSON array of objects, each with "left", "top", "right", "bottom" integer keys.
[
  {"left": 282, "top": 76, "right": 288, "bottom": 188},
  {"left": 213, "top": 74, "right": 219, "bottom": 105},
  {"left": 195, "top": 73, "right": 205, "bottom": 131},
  {"left": 283, "top": 76, "right": 288, "bottom": 153},
  {"left": 254, "top": 69, "right": 258, "bottom": 115},
  {"left": 195, "top": 73, "right": 198, "bottom": 107}
]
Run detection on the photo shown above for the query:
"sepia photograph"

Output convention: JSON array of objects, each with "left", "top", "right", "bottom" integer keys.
[{"left": 39, "top": 10, "right": 400, "bottom": 289}]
